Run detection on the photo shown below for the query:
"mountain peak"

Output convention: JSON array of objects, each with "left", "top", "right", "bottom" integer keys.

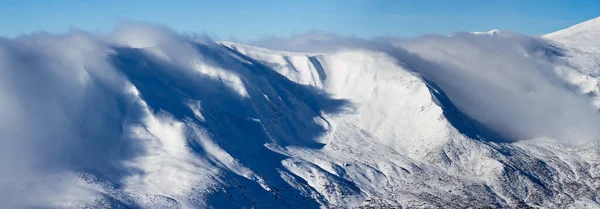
[
  {"left": 543, "top": 16, "right": 600, "bottom": 39},
  {"left": 472, "top": 29, "right": 501, "bottom": 36}
]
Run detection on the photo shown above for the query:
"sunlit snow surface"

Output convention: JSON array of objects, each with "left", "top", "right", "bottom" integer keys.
[{"left": 2, "top": 19, "right": 600, "bottom": 208}]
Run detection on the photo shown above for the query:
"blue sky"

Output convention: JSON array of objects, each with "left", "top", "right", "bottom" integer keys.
[{"left": 0, "top": 0, "right": 598, "bottom": 40}]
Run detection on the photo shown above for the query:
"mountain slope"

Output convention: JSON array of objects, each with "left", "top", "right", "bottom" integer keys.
[
  {"left": 543, "top": 16, "right": 600, "bottom": 77},
  {"left": 2, "top": 19, "right": 600, "bottom": 208},
  {"left": 544, "top": 16, "right": 600, "bottom": 46},
  {"left": 223, "top": 37, "right": 600, "bottom": 208}
]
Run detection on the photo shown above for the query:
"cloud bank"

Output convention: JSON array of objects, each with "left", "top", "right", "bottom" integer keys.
[
  {"left": 0, "top": 31, "right": 131, "bottom": 207},
  {"left": 249, "top": 31, "right": 600, "bottom": 143},
  {"left": 0, "top": 24, "right": 217, "bottom": 207},
  {"left": 1, "top": 23, "right": 599, "bottom": 207}
]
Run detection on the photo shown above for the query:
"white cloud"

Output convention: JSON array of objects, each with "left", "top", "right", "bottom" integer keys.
[
  {"left": 249, "top": 31, "right": 600, "bottom": 142},
  {"left": 1, "top": 21, "right": 599, "bottom": 207}
]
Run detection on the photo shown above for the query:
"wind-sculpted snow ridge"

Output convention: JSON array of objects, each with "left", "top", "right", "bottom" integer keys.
[{"left": 2, "top": 19, "right": 600, "bottom": 208}]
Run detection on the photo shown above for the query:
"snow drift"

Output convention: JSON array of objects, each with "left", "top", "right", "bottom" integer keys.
[{"left": 2, "top": 18, "right": 600, "bottom": 208}]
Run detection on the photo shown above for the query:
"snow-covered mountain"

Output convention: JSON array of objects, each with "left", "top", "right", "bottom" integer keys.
[
  {"left": 544, "top": 16, "right": 600, "bottom": 47},
  {"left": 471, "top": 29, "right": 501, "bottom": 36},
  {"left": 2, "top": 17, "right": 600, "bottom": 208},
  {"left": 543, "top": 16, "right": 600, "bottom": 79}
]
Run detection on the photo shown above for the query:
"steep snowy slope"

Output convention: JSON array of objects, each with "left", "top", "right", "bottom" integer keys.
[
  {"left": 544, "top": 16, "right": 600, "bottom": 77},
  {"left": 544, "top": 16, "right": 600, "bottom": 48},
  {"left": 2, "top": 18, "right": 600, "bottom": 208},
  {"left": 543, "top": 16, "right": 600, "bottom": 110},
  {"left": 224, "top": 39, "right": 600, "bottom": 208}
]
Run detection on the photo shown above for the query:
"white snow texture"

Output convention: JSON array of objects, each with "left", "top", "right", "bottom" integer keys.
[{"left": 2, "top": 17, "right": 600, "bottom": 208}]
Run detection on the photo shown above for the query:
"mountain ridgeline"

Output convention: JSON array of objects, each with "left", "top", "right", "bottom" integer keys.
[{"left": 2, "top": 17, "right": 600, "bottom": 208}]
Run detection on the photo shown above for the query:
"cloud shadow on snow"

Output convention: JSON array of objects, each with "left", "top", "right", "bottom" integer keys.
[
  {"left": 110, "top": 41, "right": 351, "bottom": 207},
  {"left": 423, "top": 78, "right": 515, "bottom": 143}
]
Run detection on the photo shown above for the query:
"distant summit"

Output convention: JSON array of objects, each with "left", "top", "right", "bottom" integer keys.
[{"left": 471, "top": 29, "right": 500, "bottom": 36}]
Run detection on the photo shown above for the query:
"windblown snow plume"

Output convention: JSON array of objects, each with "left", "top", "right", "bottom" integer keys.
[
  {"left": 399, "top": 33, "right": 600, "bottom": 143},
  {"left": 2, "top": 18, "right": 600, "bottom": 208},
  {"left": 251, "top": 31, "right": 600, "bottom": 142}
]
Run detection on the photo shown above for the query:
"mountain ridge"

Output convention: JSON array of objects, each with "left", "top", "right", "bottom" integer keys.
[
  {"left": 543, "top": 16, "right": 600, "bottom": 40},
  {"left": 2, "top": 18, "right": 600, "bottom": 208}
]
